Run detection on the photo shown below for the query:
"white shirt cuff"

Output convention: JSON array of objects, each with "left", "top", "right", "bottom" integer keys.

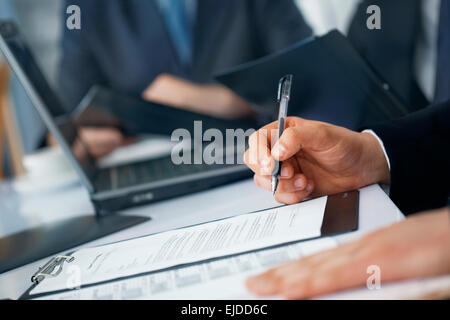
[{"left": 363, "top": 129, "right": 391, "bottom": 171}]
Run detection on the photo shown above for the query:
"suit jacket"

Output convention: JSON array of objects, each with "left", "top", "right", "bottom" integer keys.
[
  {"left": 370, "top": 101, "right": 450, "bottom": 215},
  {"left": 348, "top": 0, "right": 429, "bottom": 112},
  {"left": 59, "top": 0, "right": 312, "bottom": 111}
]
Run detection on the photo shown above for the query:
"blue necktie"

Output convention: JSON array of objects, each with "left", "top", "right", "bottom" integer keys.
[
  {"left": 160, "top": 0, "right": 193, "bottom": 67},
  {"left": 434, "top": 0, "right": 450, "bottom": 103}
]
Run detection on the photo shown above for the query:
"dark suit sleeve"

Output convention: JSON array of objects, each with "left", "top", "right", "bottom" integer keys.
[
  {"left": 370, "top": 101, "right": 450, "bottom": 215},
  {"left": 250, "top": 0, "right": 312, "bottom": 54},
  {"left": 58, "top": 0, "right": 106, "bottom": 112}
]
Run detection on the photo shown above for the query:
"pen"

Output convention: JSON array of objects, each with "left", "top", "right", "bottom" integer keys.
[{"left": 271, "top": 75, "right": 293, "bottom": 195}]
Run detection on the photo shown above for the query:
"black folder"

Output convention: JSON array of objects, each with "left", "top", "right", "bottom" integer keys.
[{"left": 216, "top": 30, "right": 409, "bottom": 130}]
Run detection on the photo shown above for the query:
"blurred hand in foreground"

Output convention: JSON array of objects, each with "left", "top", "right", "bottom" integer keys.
[{"left": 246, "top": 207, "right": 450, "bottom": 299}]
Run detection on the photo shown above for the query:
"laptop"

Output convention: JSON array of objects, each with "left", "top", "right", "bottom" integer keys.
[{"left": 0, "top": 21, "right": 252, "bottom": 215}]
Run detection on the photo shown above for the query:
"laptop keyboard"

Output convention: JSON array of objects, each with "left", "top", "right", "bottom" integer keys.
[{"left": 95, "top": 156, "right": 234, "bottom": 190}]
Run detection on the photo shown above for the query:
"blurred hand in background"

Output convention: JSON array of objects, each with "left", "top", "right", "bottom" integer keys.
[
  {"left": 142, "top": 73, "right": 255, "bottom": 120},
  {"left": 48, "top": 127, "right": 135, "bottom": 160}
]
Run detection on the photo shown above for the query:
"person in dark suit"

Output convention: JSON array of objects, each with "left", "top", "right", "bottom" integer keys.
[
  {"left": 59, "top": 0, "right": 311, "bottom": 114},
  {"left": 241, "top": 0, "right": 449, "bottom": 298},
  {"left": 347, "top": 0, "right": 444, "bottom": 112},
  {"left": 58, "top": 0, "right": 311, "bottom": 156}
]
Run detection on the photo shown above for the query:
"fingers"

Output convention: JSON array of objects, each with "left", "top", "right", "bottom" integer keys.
[
  {"left": 248, "top": 210, "right": 450, "bottom": 299},
  {"left": 271, "top": 120, "right": 333, "bottom": 161},
  {"left": 279, "top": 159, "right": 296, "bottom": 179},
  {"left": 251, "top": 155, "right": 315, "bottom": 204},
  {"left": 245, "top": 117, "right": 339, "bottom": 203},
  {"left": 79, "top": 127, "right": 126, "bottom": 158},
  {"left": 273, "top": 184, "right": 314, "bottom": 205},
  {"left": 254, "top": 173, "right": 312, "bottom": 194},
  {"left": 245, "top": 117, "right": 330, "bottom": 172},
  {"left": 246, "top": 268, "right": 285, "bottom": 296},
  {"left": 246, "top": 122, "right": 279, "bottom": 175},
  {"left": 253, "top": 172, "right": 314, "bottom": 204},
  {"left": 246, "top": 241, "right": 368, "bottom": 299},
  {"left": 271, "top": 127, "right": 303, "bottom": 161}
]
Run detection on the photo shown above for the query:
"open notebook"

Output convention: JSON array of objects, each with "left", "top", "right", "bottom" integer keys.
[{"left": 21, "top": 191, "right": 358, "bottom": 300}]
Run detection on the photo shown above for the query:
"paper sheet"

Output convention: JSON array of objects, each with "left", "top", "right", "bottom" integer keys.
[
  {"left": 37, "top": 237, "right": 338, "bottom": 300},
  {"left": 31, "top": 196, "right": 328, "bottom": 295}
]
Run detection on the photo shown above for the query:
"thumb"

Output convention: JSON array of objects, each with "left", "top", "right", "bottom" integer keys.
[{"left": 271, "top": 122, "right": 329, "bottom": 161}]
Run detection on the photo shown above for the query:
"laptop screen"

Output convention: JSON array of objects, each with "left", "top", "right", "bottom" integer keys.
[{"left": 0, "top": 21, "right": 96, "bottom": 192}]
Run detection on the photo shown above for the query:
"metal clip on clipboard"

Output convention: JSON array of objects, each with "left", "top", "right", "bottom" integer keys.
[{"left": 31, "top": 255, "right": 75, "bottom": 284}]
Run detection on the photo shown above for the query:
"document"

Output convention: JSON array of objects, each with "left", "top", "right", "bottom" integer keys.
[
  {"left": 32, "top": 196, "right": 328, "bottom": 295},
  {"left": 37, "top": 237, "right": 337, "bottom": 300}
]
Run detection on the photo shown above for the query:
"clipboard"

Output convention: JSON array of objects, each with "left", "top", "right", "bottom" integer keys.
[{"left": 19, "top": 191, "right": 358, "bottom": 300}]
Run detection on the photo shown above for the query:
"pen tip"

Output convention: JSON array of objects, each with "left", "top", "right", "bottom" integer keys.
[{"left": 271, "top": 177, "right": 278, "bottom": 196}]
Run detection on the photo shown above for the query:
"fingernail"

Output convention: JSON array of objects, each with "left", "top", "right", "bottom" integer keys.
[
  {"left": 306, "top": 184, "right": 313, "bottom": 192},
  {"left": 294, "top": 179, "right": 305, "bottom": 189},
  {"left": 281, "top": 167, "right": 289, "bottom": 177},
  {"left": 272, "top": 143, "right": 286, "bottom": 158}
]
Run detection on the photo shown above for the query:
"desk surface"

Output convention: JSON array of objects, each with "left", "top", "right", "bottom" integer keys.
[{"left": 8, "top": 174, "right": 450, "bottom": 300}]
